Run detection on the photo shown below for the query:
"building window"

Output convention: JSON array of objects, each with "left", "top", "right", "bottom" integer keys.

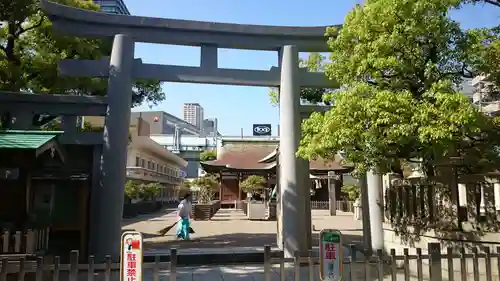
[
  {"left": 147, "top": 161, "right": 151, "bottom": 169},
  {"left": 152, "top": 162, "right": 156, "bottom": 171},
  {"left": 140, "top": 159, "right": 145, "bottom": 168},
  {"left": 101, "top": 6, "right": 116, "bottom": 13},
  {"left": 135, "top": 157, "right": 140, "bottom": 166}
]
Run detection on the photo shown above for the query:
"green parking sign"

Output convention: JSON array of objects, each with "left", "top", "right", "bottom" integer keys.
[{"left": 319, "top": 229, "right": 343, "bottom": 281}]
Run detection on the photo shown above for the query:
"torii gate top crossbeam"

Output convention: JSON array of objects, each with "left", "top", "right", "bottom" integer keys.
[{"left": 41, "top": 1, "right": 340, "bottom": 52}]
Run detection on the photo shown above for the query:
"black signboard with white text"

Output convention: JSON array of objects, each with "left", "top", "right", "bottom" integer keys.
[{"left": 253, "top": 124, "right": 272, "bottom": 136}]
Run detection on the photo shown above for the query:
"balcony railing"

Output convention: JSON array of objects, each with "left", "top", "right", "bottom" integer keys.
[{"left": 126, "top": 167, "right": 182, "bottom": 184}]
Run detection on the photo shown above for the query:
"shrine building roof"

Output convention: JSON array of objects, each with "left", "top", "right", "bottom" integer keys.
[{"left": 201, "top": 142, "right": 352, "bottom": 174}]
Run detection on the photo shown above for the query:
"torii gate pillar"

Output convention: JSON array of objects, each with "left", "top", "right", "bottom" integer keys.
[
  {"left": 278, "top": 45, "right": 308, "bottom": 258},
  {"left": 88, "top": 34, "right": 135, "bottom": 261}
]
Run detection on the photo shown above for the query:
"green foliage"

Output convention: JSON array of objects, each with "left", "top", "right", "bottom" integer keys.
[
  {"left": 125, "top": 180, "right": 141, "bottom": 200},
  {"left": 176, "top": 181, "right": 192, "bottom": 198},
  {"left": 466, "top": 27, "right": 500, "bottom": 87},
  {"left": 141, "top": 182, "right": 162, "bottom": 200},
  {"left": 0, "top": 0, "right": 164, "bottom": 107},
  {"left": 239, "top": 175, "right": 266, "bottom": 194},
  {"left": 341, "top": 184, "right": 360, "bottom": 201},
  {"left": 125, "top": 180, "right": 163, "bottom": 201},
  {"left": 200, "top": 150, "right": 217, "bottom": 161},
  {"left": 40, "top": 119, "right": 133, "bottom": 142},
  {"left": 41, "top": 120, "right": 103, "bottom": 132},
  {"left": 268, "top": 53, "right": 339, "bottom": 105},
  {"left": 192, "top": 175, "right": 219, "bottom": 203},
  {"left": 298, "top": 0, "right": 500, "bottom": 178}
]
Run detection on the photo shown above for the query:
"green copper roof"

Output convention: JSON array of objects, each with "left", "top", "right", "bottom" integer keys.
[{"left": 0, "top": 130, "right": 63, "bottom": 149}]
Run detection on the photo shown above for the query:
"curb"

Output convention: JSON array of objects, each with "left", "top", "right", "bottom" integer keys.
[
  {"left": 143, "top": 250, "right": 283, "bottom": 266},
  {"left": 143, "top": 243, "right": 363, "bottom": 266}
]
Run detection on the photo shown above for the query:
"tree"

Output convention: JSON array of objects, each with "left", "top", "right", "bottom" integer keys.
[
  {"left": 467, "top": 27, "right": 500, "bottom": 87},
  {"left": 464, "top": 0, "right": 500, "bottom": 7},
  {"left": 41, "top": 119, "right": 133, "bottom": 143},
  {"left": 268, "top": 53, "right": 338, "bottom": 105},
  {"left": 176, "top": 181, "right": 192, "bottom": 199},
  {"left": 125, "top": 180, "right": 163, "bottom": 201},
  {"left": 239, "top": 175, "right": 266, "bottom": 195},
  {"left": 341, "top": 184, "right": 360, "bottom": 201},
  {"left": 192, "top": 175, "right": 218, "bottom": 204},
  {"left": 125, "top": 180, "right": 141, "bottom": 200},
  {"left": 0, "top": 0, "right": 164, "bottom": 105},
  {"left": 141, "top": 182, "right": 162, "bottom": 200},
  {"left": 200, "top": 150, "right": 217, "bottom": 161},
  {"left": 297, "top": 0, "right": 500, "bottom": 178}
]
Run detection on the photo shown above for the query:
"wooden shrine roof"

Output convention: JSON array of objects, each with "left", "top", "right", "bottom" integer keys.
[{"left": 201, "top": 144, "right": 352, "bottom": 174}]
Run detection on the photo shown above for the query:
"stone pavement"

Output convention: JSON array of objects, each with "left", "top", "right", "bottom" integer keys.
[{"left": 122, "top": 208, "right": 363, "bottom": 252}]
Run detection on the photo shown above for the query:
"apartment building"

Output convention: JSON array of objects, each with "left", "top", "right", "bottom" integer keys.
[
  {"left": 126, "top": 134, "right": 187, "bottom": 200},
  {"left": 92, "top": 0, "right": 130, "bottom": 15},
  {"left": 471, "top": 75, "right": 500, "bottom": 116},
  {"left": 83, "top": 115, "right": 187, "bottom": 200},
  {"left": 183, "top": 103, "right": 204, "bottom": 129}
]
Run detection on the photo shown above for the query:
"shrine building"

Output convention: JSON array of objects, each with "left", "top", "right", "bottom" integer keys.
[{"left": 200, "top": 137, "right": 353, "bottom": 208}]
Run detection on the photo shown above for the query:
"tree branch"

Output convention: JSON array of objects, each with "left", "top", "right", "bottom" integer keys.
[
  {"left": 484, "top": 0, "right": 500, "bottom": 7},
  {"left": 15, "top": 15, "right": 45, "bottom": 37}
]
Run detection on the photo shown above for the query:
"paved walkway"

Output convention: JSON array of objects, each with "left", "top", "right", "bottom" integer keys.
[
  {"left": 89, "top": 263, "right": 421, "bottom": 281},
  {"left": 122, "top": 208, "right": 363, "bottom": 253}
]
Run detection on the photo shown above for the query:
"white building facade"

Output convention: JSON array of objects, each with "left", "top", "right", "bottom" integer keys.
[
  {"left": 472, "top": 75, "right": 500, "bottom": 116},
  {"left": 126, "top": 135, "right": 188, "bottom": 201}
]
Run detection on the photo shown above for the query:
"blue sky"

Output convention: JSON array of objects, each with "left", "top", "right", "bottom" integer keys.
[{"left": 128, "top": 0, "right": 498, "bottom": 136}]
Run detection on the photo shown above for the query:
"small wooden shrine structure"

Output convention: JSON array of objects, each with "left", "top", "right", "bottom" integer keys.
[{"left": 200, "top": 138, "right": 353, "bottom": 207}]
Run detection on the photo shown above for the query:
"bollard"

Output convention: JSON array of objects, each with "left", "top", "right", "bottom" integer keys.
[
  {"left": 264, "top": 245, "right": 271, "bottom": 281},
  {"left": 294, "top": 251, "right": 301, "bottom": 281},
  {"left": 279, "top": 250, "right": 285, "bottom": 281},
  {"left": 428, "top": 243, "right": 443, "bottom": 281},
  {"left": 170, "top": 248, "right": 178, "bottom": 281},
  {"left": 69, "top": 250, "right": 79, "bottom": 281}
]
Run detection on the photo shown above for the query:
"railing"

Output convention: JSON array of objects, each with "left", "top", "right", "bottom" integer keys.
[
  {"left": 311, "top": 200, "right": 354, "bottom": 212},
  {"left": 1, "top": 243, "right": 499, "bottom": 281},
  {"left": 126, "top": 167, "right": 182, "bottom": 184},
  {"left": 0, "top": 228, "right": 50, "bottom": 255}
]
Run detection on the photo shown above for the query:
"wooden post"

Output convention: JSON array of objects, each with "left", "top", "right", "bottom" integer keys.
[
  {"left": 328, "top": 171, "right": 337, "bottom": 216},
  {"left": 219, "top": 171, "right": 224, "bottom": 202},
  {"left": 14, "top": 231, "right": 21, "bottom": 252},
  {"left": 237, "top": 172, "right": 241, "bottom": 202},
  {"left": 2, "top": 231, "right": 9, "bottom": 253},
  {"left": 428, "top": 243, "right": 443, "bottom": 281},
  {"left": 449, "top": 167, "right": 461, "bottom": 227}
]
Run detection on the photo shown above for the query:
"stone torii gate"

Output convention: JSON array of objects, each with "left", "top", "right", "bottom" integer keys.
[{"left": 41, "top": 0, "right": 341, "bottom": 260}]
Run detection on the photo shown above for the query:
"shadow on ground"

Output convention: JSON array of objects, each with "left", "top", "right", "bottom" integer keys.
[
  {"left": 142, "top": 232, "right": 363, "bottom": 250},
  {"left": 121, "top": 207, "right": 175, "bottom": 227}
]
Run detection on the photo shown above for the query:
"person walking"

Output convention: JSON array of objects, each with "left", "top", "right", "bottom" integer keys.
[{"left": 176, "top": 193, "right": 192, "bottom": 240}]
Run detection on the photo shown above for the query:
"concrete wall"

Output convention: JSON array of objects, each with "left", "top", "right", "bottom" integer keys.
[
  {"left": 130, "top": 111, "right": 166, "bottom": 135},
  {"left": 131, "top": 111, "right": 200, "bottom": 135},
  {"left": 185, "top": 160, "right": 200, "bottom": 179},
  {"left": 129, "top": 116, "right": 151, "bottom": 137}
]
